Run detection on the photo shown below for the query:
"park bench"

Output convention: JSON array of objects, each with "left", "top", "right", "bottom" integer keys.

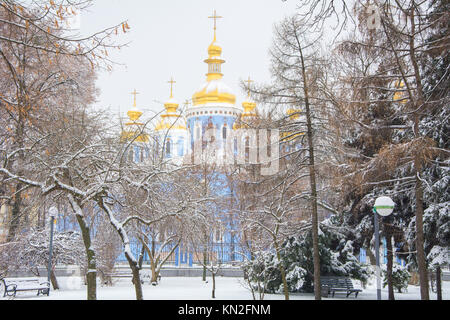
[
  {"left": 1, "top": 278, "right": 50, "bottom": 297},
  {"left": 105, "top": 270, "right": 154, "bottom": 284},
  {"left": 320, "top": 276, "right": 362, "bottom": 298}
]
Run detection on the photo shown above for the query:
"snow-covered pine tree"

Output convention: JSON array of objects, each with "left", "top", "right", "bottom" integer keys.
[
  {"left": 243, "top": 218, "right": 370, "bottom": 294},
  {"left": 405, "top": 0, "right": 450, "bottom": 300}
]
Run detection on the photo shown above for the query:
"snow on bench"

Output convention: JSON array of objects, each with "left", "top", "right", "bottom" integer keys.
[{"left": 1, "top": 278, "right": 50, "bottom": 297}]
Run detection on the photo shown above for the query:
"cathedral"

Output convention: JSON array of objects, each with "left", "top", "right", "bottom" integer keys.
[
  {"left": 121, "top": 11, "right": 258, "bottom": 168},
  {"left": 118, "top": 11, "right": 259, "bottom": 266}
]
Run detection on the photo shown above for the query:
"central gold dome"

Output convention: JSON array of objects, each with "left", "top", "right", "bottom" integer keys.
[
  {"left": 192, "top": 26, "right": 236, "bottom": 106},
  {"left": 193, "top": 80, "right": 236, "bottom": 106}
]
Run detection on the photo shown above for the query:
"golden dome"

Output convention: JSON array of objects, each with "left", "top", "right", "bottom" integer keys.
[
  {"left": 193, "top": 80, "right": 236, "bottom": 106},
  {"left": 192, "top": 11, "right": 237, "bottom": 107},
  {"left": 163, "top": 97, "right": 179, "bottom": 115},
  {"left": 127, "top": 107, "right": 143, "bottom": 123},
  {"left": 121, "top": 89, "right": 149, "bottom": 143},
  {"left": 126, "top": 89, "right": 144, "bottom": 125},
  {"left": 242, "top": 100, "right": 257, "bottom": 116},
  {"left": 162, "top": 78, "right": 180, "bottom": 116},
  {"left": 155, "top": 78, "right": 186, "bottom": 132},
  {"left": 241, "top": 77, "right": 257, "bottom": 117},
  {"left": 233, "top": 100, "right": 257, "bottom": 130}
]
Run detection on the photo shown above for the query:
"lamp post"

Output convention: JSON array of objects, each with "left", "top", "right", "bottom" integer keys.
[
  {"left": 47, "top": 206, "right": 58, "bottom": 294},
  {"left": 373, "top": 196, "right": 395, "bottom": 300}
]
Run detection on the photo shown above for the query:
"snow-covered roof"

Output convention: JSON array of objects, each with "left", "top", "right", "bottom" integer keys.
[{"left": 196, "top": 79, "right": 234, "bottom": 95}]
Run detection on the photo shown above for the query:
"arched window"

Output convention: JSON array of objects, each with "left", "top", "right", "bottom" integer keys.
[
  {"left": 222, "top": 125, "right": 227, "bottom": 140},
  {"left": 166, "top": 139, "right": 172, "bottom": 157},
  {"left": 128, "top": 147, "right": 134, "bottom": 163},
  {"left": 177, "top": 138, "right": 184, "bottom": 156},
  {"left": 134, "top": 145, "right": 140, "bottom": 163},
  {"left": 245, "top": 137, "right": 250, "bottom": 160}
]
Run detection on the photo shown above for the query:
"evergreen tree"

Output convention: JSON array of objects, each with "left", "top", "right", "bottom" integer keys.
[{"left": 243, "top": 218, "right": 370, "bottom": 294}]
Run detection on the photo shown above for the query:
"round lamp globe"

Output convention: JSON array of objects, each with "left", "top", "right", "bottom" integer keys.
[
  {"left": 49, "top": 206, "right": 58, "bottom": 218},
  {"left": 374, "top": 196, "right": 395, "bottom": 217}
]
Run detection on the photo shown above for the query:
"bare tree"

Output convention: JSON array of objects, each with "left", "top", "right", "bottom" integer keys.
[
  {"left": 246, "top": 14, "right": 330, "bottom": 300},
  {"left": 0, "top": 0, "right": 126, "bottom": 243}
]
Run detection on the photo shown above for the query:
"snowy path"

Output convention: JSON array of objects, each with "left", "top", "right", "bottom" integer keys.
[{"left": 3, "top": 276, "right": 449, "bottom": 300}]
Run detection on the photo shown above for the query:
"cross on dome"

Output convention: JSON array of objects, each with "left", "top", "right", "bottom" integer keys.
[
  {"left": 245, "top": 76, "right": 254, "bottom": 98},
  {"left": 130, "top": 89, "right": 139, "bottom": 107},
  {"left": 168, "top": 77, "right": 176, "bottom": 98},
  {"left": 208, "top": 9, "right": 222, "bottom": 38}
]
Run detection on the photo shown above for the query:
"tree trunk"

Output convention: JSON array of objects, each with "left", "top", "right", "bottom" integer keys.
[
  {"left": 75, "top": 214, "right": 97, "bottom": 300},
  {"left": 50, "top": 269, "right": 59, "bottom": 290},
  {"left": 408, "top": 8, "right": 429, "bottom": 300},
  {"left": 202, "top": 250, "right": 207, "bottom": 282},
  {"left": 274, "top": 242, "right": 289, "bottom": 300},
  {"left": 385, "top": 232, "right": 395, "bottom": 300},
  {"left": 126, "top": 257, "right": 143, "bottom": 300},
  {"left": 150, "top": 262, "right": 158, "bottom": 283},
  {"left": 212, "top": 272, "right": 216, "bottom": 299},
  {"left": 154, "top": 269, "right": 161, "bottom": 284},
  {"left": 413, "top": 148, "right": 429, "bottom": 300},
  {"left": 138, "top": 245, "right": 145, "bottom": 270},
  {"left": 6, "top": 183, "right": 23, "bottom": 242},
  {"left": 7, "top": 113, "right": 25, "bottom": 242},
  {"left": 436, "top": 266, "right": 442, "bottom": 300},
  {"left": 248, "top": 278, "right": 256, "bottom": 300},
  {"left": 298, "top": 41, "right": 321, "bottom": 301}
]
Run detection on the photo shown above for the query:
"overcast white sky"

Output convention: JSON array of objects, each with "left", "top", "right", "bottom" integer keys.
[{"left": 79, "top": 0, "right": 301, "bottom": 118}]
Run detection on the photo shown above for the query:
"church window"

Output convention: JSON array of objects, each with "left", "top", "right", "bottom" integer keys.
[
  {"left": 128, "top": 147, "right": 134, "bottom": 163},
  {"left": 222, "top": 125, "right": 227, "bottom": 140},
  {"left": 245, "top": 137, "right": 250, "bottom": 161},
  {"left": 177, "top": 138, "right": 184, "bottom": 156},
  {"left": 134, "top": 146, "right": 140, "bottom": 163},
  {"left": 166, "top": 139, "right": 172, "bottom": 157}
]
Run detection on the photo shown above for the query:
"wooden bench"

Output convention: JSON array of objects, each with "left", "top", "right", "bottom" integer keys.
[
  {"left": 1, "top": 278, "right": 50, "bottom": 297},
  {"left": 105, "top": 271, "right": 153, "bottom": 284},
  {"left": 320, "top": 276, "right": 362, "bottom": 298}
]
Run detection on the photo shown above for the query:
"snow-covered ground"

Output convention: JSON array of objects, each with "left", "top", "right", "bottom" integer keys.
[{"left": 2, "top": 276, "right": 449, "bottom": 300}]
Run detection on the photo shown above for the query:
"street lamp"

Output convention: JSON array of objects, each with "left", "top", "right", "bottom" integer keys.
[
  {"left": 373, "top": 196, "right": 395, "bottom": 300},
  {"left": 47, "top": 206, "right": 58, "bottom": 294}
]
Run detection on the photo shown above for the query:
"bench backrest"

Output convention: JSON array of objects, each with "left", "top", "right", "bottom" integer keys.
[
  {"left": 2, "top": 278, "right": 47, "bottom": 288},
  {"left": 320, "top": 276, "right": 354, "bottom": 289}
]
